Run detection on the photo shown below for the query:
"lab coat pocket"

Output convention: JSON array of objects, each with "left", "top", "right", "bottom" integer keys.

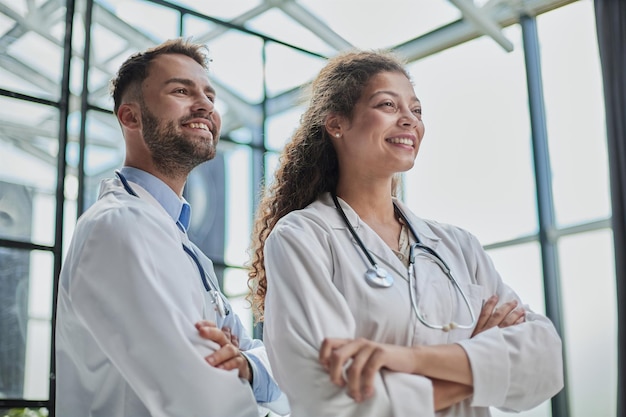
[{"left": 447, "top": 282, "right": 490, "bottom": 342}]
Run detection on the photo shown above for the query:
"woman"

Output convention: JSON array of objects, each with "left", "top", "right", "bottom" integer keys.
[{"left": 248, "top": 50, "right": 563, "bottom": 416}]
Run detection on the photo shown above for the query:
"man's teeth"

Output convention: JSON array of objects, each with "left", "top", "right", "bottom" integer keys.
[
  {"left": 188, "top": 122, "right": 208, "bottom": 130},
  {"left": 387, "top": 137, "right": 413, "bottom": 146}
]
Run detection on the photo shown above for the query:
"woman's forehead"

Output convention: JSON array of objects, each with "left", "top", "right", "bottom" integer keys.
[{"left": 362, "top": 72, "right": 419, "bottom": 102}]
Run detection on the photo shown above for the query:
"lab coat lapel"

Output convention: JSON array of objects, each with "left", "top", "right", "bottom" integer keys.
[
  {"left": 320, "top": 193, "right": 443, "bottom": 283},
  {"left": 322, "top": 193, "right": 408, "bottom": 281},
  {"left": 392, "top": 198, "right": 441, "bottom": 251},
  {"left": 105, "top": 177, "right": 222, "bottom": 323}
]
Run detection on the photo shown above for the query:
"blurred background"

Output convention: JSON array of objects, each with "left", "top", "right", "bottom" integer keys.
[{"left": 0, "top": 0, "right": 620, "bottom": 416}]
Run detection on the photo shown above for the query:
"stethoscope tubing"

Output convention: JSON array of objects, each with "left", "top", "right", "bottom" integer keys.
[{"left": 331, "top": 192, "right": 476, "bottom": 331}]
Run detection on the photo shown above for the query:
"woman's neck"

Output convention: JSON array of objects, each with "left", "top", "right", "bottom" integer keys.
[{"left": 335, "top": 179, "right": 397, "bottom": 226}]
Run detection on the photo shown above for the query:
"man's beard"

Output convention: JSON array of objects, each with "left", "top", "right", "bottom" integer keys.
[{"left": 141, "top": 105, "right": 217, "bottom": 177}]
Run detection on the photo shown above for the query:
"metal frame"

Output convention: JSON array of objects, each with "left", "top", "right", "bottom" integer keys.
[{"left": 0, "top": 1, "right": 607, "bottom": 416}]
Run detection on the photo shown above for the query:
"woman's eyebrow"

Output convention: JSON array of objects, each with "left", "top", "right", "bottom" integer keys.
[{"left": 369, "top": 90, "right": 421, "bottom": 104}]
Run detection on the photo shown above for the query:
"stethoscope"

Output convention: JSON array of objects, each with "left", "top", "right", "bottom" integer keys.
[
  {"left": 331, "top": 193, "right": 476, "bottom": 332},
  {"left": 115, "top": 170, "right": 229, "bottom": 318}
]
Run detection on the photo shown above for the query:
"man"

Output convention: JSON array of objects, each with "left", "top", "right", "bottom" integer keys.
[{"left": 55, "top": 38, "right": 287, "bottom": 417}]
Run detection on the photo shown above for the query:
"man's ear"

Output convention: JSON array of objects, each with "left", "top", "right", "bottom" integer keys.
[
  {"left": 325, "top": 113, "right": 344, "bottom": 139},
  {"left": 117, "top": 103, "right": 141, "bottom": 130}
]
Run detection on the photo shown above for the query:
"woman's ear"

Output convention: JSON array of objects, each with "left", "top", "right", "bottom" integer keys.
[
  {"left": 117, "top": 103, "right": 141, "bottom": 130},
  {"left": 325, "top": 113, "right": 343, "bottom": 139}
]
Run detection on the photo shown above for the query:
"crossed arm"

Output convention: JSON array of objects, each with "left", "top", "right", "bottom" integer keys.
[
  {"left": 319, "top": 294, "right": 525, "bottom": 411},
  {"left": 195, "top": 321, "right": 253, "bottom": 383}
]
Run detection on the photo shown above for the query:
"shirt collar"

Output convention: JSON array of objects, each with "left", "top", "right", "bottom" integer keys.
[{"left": 119, "top": 167, "right": 191, "bottom": 231}]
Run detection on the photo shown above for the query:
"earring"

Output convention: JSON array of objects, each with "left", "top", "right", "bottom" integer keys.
[{"left": 335, "top": 133, "right": 340, "bottom": 138}]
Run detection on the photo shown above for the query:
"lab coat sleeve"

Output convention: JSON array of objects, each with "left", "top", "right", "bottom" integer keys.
[
  {"left": 454, "top": 231, "right": 564, "bottom": 412},
  {"left": 65, "top": 204, "right": 258, "bottom": 417},
  {"left": 263, "top": 215, "right": 434, "bottom": 417},
  {"left": 216, "top": 295, "right": 289, "bottom": 415}
]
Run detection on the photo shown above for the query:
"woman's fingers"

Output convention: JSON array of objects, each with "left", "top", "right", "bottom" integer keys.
[
  {"left": 321, "top": 338, "right": 388, "bottom": 402},
  {"left": 475, "top": 295, "right": 498, "bottom": 331},
  {"left": 472, "top": 296, "right": 526, "bottom": 337}
]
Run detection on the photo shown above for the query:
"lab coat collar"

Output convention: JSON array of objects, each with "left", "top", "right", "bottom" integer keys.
[
  {"left": 317, "top": 192, "right": 440, "bottom": 244},
  {"left": 317, "top": 192, "right": 441, "bottom": 281},
  {"left": 99, "top": 176, "right": 198, "bottom": 253},
  {"left": 99, "top": 177, "right": 174, "bottom": 225}
]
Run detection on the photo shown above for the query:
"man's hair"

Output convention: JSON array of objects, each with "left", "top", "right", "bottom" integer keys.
[{"left": 109, "top": 38, "right": 210, "bottom": 113}]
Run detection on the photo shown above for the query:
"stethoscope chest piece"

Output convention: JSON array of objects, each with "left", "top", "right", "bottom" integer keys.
[{"left": 365, "top": 266, "right": 394, "bottom": 288}]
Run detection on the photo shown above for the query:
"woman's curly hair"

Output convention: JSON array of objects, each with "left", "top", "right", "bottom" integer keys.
[{"left": 247, "top": 49, "right": 409, "bottom": 321}]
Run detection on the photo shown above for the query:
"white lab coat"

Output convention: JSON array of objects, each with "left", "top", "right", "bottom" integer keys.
[
  {"left": 56, "top": 178, "right": 286, "bottom": 417},
  {"left": 263, "top": 193, "right": 564, "bottom": 417}
]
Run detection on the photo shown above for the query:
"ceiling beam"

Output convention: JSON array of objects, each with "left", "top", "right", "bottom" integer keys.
[
  {"left": 447, "top": 0, "right": 514, "bottom": 51},
  {"left": 277, "top": 0, "right": 353, "bottom": 51},
  {"left": 395, "top": 0, "right": 578, "bottom": 62}
]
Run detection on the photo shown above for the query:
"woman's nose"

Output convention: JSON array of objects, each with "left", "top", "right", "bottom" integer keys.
[{"left": 399, "top": 108, "right": 419, "bottom": 127}]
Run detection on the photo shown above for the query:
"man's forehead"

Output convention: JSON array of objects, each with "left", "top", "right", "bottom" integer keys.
[{"left": 147, "top": 54, "right": 211, "bottom": 84}]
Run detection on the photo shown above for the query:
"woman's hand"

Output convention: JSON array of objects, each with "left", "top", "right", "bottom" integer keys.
[
  {"left": 196, "top": 321, "right": 251, "bottom": 382},
  {"left": 319, "top": 337, "right": 417, "bottom": 402},
  {"left": 472, "top": 294, "right": 525, "bottom": 337}
]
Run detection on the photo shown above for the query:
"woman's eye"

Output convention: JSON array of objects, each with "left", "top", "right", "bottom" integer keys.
[{"left": 413, "top": 108, "right": 422, "bottom": 115}]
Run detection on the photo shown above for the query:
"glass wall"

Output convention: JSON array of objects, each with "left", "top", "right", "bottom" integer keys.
[
  {"left": 0, "top": 0, "right": 616, "bottom": 416},
  {"left": 400, "top": 2, "right": 615, "bottom": 416}
]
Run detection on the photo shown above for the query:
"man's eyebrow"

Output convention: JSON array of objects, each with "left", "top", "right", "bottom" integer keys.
[{"left": 164, "top": 78, "right": 216, "bottom": 94}]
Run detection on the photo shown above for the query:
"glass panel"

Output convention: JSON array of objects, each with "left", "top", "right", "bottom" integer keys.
[
  {"left": 265, "top": 105, "right": 305, "bottom": 151},
  {"left": 487, "top": 241, "right": 546, "bottom": 315},
  {"left": 187, "top": 153, "right": 228, "bottom": 264},
  {"left": 300, "top": 0, "right": 461, "bottom": 49},
  {"left": 0, "top": 97, "right": 59, "bottom": 247},
  {"left": 403, "top": 25, "right": 537, "bottom": 245},
  {"left": 264, "top": 151, "right": 280, "bottom": 190},
  {"left": 538, "top": 1, "right": 610, "bottom": 227},
  {"left": 80, "top": 110, "right": 125, "bottom": 209},
  {"left": 182, "top": 13, "right": 220, "bottom": 40},
  {"left": 224, "top": 267, "right": 254, "bottom": 337},
  {"left": 265, "top": 43, "right": 326, "bottom": 97},
  {"left": 208, "top": 31, "right": 264, "bottom": 103},
  {"left": 223, "top": 266, "right": 249, "bottom": 298},
  {"left": 224, "top": 144, "right": 252, "bottom": 266},
  {"left": 0, "top": 11, "right": 65, "bottom": 100},
  {"left": 0, "top": 248, "right": 53, "bottom": 400},
  {"left": 559, "top": 229, "right": 617, "bottom": 417},
  {"left": 247, "top": 9, "right": 335, "bottom": 57},
  {"left": 187, "top": 144, "right": 251, "bottom": 267},
  {"left": 173, "top": 0, "right": 262, "bottom": 20},
  {"left": 97, "top": 0, "right": 180, "bottom": 42},
  {"left": 62, "top": 192, "right": 78, "bottom": 261},
  {"left": 226, "top": 127, "right": 253, "bottom": 145},
  {"left": 90, "top": 4, "right": 149, "bottom": 109}
]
